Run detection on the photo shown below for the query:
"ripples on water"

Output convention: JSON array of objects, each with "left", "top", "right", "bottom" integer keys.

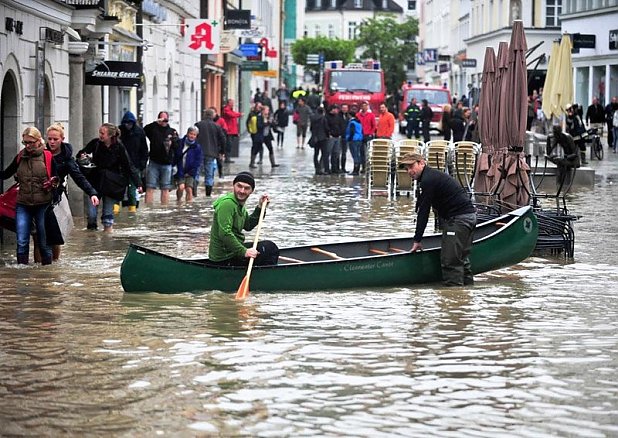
[{"left": 1, "top": 149, "right": 617, "bottom": 436}]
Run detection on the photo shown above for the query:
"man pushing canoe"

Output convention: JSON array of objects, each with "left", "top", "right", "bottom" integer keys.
[{"left": 399, "top": 153, "right": 477, "bottom": 286}]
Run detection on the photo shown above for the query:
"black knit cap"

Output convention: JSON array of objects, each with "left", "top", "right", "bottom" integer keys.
[{"left": 233, "top": 171, "right": 255, "bottom": 190}]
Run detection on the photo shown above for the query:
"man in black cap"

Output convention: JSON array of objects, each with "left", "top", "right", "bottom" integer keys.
[
  {"left": 208, "top": 171, "right": 278, "bottom": 266},
  {"left": 399, "top": 152, "right": 476, "bottom": 286}
]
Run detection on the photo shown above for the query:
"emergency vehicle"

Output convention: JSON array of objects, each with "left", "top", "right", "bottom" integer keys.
[
  {"left": 399, "top": 83, "right": 452, "bottom": 134},
  {"left": 322, "top": 60, "right": 386, "bottom": 114}
]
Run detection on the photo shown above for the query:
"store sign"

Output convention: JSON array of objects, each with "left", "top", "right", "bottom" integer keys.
[
  {"left": 461, "top": 58, "right": 477, "bottom": 68},
  {"left": 85, "top": 61, "right": 142, "bottom": 87},
  {"left": 237, "top": 26, "right": 265, "bottom": 38},
  {"left": 422, "top": 48, "right": 437, "bottom": 63},
  {"left": 224, "top": 9, "right": 251, "bottom": 30},
  {"left": 572, "top": 33, "right": 596, "bottom": 49},
  {"left": 185, "top": 19, "right": 221, "bottom": 54}
]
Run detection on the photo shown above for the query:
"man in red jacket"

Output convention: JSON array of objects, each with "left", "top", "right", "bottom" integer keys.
[
  {"left": 356, "top": 101, "right": 377, "bottom": 173},
  {"left": 221, "top": 99, "right": 243, "bottom": 163}
]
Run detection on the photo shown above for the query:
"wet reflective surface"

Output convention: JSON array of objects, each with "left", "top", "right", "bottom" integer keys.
[{"left": 1, "top": 135, "right": 618, "bottom": 436}]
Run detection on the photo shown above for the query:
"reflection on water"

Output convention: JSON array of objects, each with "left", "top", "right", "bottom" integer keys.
[{"left": 1, "top": 143, "right": 618, "bottom": 436}]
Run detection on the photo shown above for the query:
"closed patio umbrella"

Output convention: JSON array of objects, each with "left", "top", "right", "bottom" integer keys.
[
  {"left": 474, "top": 47, "right": 497, "bottom": 198},
  {"left": 487, "top": 42, "right": 511, "bottom": 195},
  {"left": 541, "top": 40, "right": 561, "bottom": 121},
  {"left": 499, "top": 20, "right": 530, "bottom": 209},
  {"left": 551, "top": 34, "right": 573, "bottom": 119}
]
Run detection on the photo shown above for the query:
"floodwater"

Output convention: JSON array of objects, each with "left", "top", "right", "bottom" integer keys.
[{"left": 1, "top": 132, "right": 617, "bottom": 437}]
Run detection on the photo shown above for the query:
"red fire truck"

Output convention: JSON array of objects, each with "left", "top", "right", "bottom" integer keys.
[
  {"left": 322, "top": 60, "right": 386, "bottom": 114},
  {"left": 398, "top": 83, "right": 452, "bottom": 134}
]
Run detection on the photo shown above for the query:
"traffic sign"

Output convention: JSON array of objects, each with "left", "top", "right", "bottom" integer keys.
[
  {"left": 306, "top": 53, "right": 320, "bottom": 64},
  {"left": 239, "top": 43, "right": 259, "bottom": 56},
  {"left": 241, "top": 61, "right": 268, "bottom": 71}
]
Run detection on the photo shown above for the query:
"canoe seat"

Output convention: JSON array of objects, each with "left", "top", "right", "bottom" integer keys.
[{"left": 311, "top": 247, "right": 343, "bottom": 260}]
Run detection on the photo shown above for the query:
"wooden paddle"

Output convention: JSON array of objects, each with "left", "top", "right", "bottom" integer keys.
[{"left": 235, "top": 199, "right": 268, "bottom": 300}]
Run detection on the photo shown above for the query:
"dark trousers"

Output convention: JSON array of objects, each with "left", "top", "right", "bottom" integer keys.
[
  {"left": 313, "top": 140, "right": 328, "bottom": 173},
  {"left": 209, "top": 240, "right": 280, "bottom": 267},
  {"left": 607, "top": 122, "right": 614, "bottom": 150},
  {"left": 440, "top": 213, "right": 476, "bottom": 286},
  {"left": 340, "top": 138, "right": 348, "bottom": 171},
  {"left": 422, "top": 120, "right": 431, "bottom": 142},
  {"left": 407, "top": 121, "right": 420, "bottom": 139},
  {"left": 361, "top": 135, "right": 373, "bottom": 168}
]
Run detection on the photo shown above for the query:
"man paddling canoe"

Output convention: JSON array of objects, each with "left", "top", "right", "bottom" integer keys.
[{"left": 208, "top": 171, "right": 279, "bottom": 266}]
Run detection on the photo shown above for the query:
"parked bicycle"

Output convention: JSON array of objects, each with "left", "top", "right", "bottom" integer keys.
[{"left": 581, "top": 127, "right": 604, "bottom": 160}]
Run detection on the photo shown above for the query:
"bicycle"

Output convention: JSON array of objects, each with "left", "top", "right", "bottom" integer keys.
[{"left": 582, "top": 128, "right": 604, "bottom": 160}]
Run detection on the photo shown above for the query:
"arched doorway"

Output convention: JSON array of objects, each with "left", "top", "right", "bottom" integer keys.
[{"left": 1, "top": 71, "right": 19, "bottom": 244}]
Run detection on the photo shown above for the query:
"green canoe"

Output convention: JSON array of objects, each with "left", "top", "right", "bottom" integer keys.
[{"left": 121, "top": 206, "right": 538, "bottom": 294}]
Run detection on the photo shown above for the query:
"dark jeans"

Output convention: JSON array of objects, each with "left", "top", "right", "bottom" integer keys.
[
  {"left": 440, "top": 213, "right": 476, "bottom": 286},
  {"left": 361, "top": 135, "right": 373, "bottom": 167},
  {"left": 348, "top": 140, "right": 362, "bottom": 165},
  {"left": 16, "top": 203, "right": 51, "bottom": 263},
  {"left": 340, "top": 138, "right": 348, "bottom": 171},
  {"left": 330, "top": 137, "right": 342, "bottom": 172},
  {"left": 313, "top": 139, "right": 328, "bottom": 173}
]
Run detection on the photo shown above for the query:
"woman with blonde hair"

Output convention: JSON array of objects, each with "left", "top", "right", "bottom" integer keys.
[
  {"left": 77, "top": 123, "right": 142, "bottom": 233},
  {"left": 35, "top": 123, "right": 100, "bottom": 260},
  {"left": 0, "top": 127, "right": 56, "bottom": 264}
]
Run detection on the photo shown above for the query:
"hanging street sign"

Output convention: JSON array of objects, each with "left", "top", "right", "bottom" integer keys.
[
  {"left": 184, "top": 19, "right": 221, "bottom": 54},
  {"left": 241, "top": 61, "right": 268, "bottom": 71},
  {"left": 85, "top": 61, "right": 142, "bottom": 87}
]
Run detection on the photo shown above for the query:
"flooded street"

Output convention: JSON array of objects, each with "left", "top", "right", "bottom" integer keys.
[{"left": 1, "top": 133, "right": 618, "bottom": 436}]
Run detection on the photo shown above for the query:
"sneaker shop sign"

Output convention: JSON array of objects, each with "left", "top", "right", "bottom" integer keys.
[{"left": 85, "top": 61, "right": 142, "bottom": 87}]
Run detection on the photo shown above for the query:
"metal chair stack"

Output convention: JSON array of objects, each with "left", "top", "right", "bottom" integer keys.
[
  {"left": 424, "top": 140, "right": 451, "bottom": 173},
  {"left": 452, "top": 141, "right": 481, "bottom": 192},
  {"left": 366, "top": 139, "right": 394, "bottom": 198},
  {"left": 394, "top": 139, "right": 424, "bottom": 197}
]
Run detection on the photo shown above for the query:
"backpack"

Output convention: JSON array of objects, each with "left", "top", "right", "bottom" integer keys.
[{"left": 247, "top": 114, "right": 258, "bottom": 134}]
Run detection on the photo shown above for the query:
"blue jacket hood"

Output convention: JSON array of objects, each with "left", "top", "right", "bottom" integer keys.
[{"left": 121, "top": 111, "right": 137, "bottom": 124}]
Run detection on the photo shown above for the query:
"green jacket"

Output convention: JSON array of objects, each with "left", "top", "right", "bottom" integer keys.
[{"left": 208, "top": 193, "right": 262, "bottom": 262}]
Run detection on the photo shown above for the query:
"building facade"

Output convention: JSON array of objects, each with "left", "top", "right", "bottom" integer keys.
[{"left": 561, "top": 0, "right": 618, "bottom": 107}]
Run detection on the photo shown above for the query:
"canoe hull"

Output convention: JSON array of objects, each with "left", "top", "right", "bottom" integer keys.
[{"left": 121, "top": 206, "right": 538, "bottom": 294}]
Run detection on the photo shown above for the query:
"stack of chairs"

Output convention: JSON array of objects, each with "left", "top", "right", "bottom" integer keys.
[
  {"left": 394, "top": 139, "right": 424, "bottom": 197},
  {"left": 424, "top": 140, "right": 451, "bottom": 173},
  {"left": 452, "top": 141, "right": 481, "bottom": 192},
  {"left": 366, "top": 139, "right": 394, "bottom": 198}
]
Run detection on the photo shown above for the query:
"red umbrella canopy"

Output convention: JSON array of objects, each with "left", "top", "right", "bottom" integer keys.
[
  {"left": 478, "top": 47, "right": 497, "bottom": 154},
  {"left": 506, "top": 20, "right": 528, "bottom": 150}
]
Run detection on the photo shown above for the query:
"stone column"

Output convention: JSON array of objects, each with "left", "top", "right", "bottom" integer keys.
[{"left": 68, "top": 53, "right": 87, "bottom": 217}]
